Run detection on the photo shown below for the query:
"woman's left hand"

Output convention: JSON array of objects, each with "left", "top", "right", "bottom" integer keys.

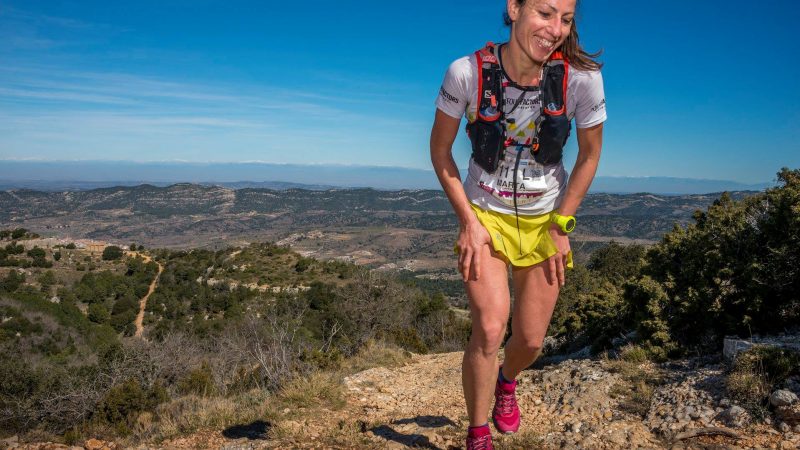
[{"left": 547, "top": 224, "right": 571, "bottom": 287}]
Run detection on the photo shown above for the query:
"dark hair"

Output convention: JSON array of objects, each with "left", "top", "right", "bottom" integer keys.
[{"left": 503, "top": 0, "right": 603, "bottom": 71}]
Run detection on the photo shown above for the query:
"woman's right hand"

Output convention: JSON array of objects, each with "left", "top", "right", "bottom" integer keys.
[
  {"left": 457, "top": 221, "right": 492, "bottom": 282},
  {"left": 431, "top": 109, "right": 488, "bottom": 281}
]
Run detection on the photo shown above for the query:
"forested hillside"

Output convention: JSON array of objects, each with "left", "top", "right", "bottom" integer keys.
[{"left": 0, "top": 237, "right": 469, "bottom": 441}]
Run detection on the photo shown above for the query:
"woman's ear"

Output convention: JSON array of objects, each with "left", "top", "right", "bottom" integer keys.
[{"left": 506, "top": 0, "right": 521, "bottom": 23}]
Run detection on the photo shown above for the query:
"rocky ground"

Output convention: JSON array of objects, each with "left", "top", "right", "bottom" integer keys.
[
  {"left": 342, "top": 353, "right": 798, "bottom": 449},
  {"left": 3, "top": 352, "right": 799, "bottom": 449}
]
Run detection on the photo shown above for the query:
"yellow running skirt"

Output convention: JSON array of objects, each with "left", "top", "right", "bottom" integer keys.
[{"left": 456, "top": 203, "right": 574, "bottom": 268}]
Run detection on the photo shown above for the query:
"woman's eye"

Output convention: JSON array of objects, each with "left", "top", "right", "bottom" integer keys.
[
  {"left": 562, "top": 17, "right": 573, "bottom": 25},
  {"left": 538, "top": 10, "right": 551, "bottom": 18}
]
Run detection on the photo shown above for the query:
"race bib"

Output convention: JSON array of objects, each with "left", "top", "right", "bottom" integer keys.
[{"left": 478, "top": 152, "right": 547, "bottom": 206}]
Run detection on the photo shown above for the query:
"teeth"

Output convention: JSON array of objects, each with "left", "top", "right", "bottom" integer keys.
[{"left": 536, "top": 37, "right": 554, "bottom": 48}]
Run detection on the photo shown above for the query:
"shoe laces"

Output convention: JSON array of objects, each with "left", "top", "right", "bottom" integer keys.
[
  {"left": 467, "top": 434, "right": 492, "bottom": 450},
  {"left": 496, "top": 388, "right": 518, "bottom": 416}
]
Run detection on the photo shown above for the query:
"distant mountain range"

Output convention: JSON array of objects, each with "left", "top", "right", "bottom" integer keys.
[{"left": 0, "top": 160, "right": 772, "bottom": 194}]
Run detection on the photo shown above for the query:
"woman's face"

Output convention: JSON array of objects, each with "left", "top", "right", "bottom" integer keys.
[{"left": 507, "top": 0, "right": 575, "bottom": 64}]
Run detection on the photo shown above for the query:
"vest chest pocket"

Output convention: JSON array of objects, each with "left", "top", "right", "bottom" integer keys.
[{"left": 534, "top": 114, "right": 571, "bottom": 166}]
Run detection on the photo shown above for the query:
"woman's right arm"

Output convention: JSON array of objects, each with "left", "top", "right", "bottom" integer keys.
[{"left": 430, "top": 109, "right": 491, "bottom": 282}]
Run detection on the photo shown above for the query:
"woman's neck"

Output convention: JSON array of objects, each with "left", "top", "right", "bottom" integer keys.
[{"left": 501, "top": 42, "right": 544, "bottom": 87}]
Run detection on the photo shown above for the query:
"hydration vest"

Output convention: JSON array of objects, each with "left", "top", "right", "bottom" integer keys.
[{"left": 466, "top": 42, "right": 571, "bottom": 172}]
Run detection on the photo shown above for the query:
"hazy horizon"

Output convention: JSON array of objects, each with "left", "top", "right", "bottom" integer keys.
[{"left": 0, "top": 160, "right": 773, "bottom": 195}]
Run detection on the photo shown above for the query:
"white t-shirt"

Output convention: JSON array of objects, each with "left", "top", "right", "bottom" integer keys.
[{"left": 435, "top": 44, "right": 607, "bottom": 215}]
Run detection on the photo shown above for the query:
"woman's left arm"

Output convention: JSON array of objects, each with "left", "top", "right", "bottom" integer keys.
[
  {"left": 557, "top": 122, "right": 604, "bottom": 216},
  {"left": 546, "top": 122, "right": 604, "bottom": 286}
]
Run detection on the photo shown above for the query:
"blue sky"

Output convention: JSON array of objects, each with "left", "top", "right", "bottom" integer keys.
[{"left": 1, "top": 0, "right": 799, "bottom": 184}]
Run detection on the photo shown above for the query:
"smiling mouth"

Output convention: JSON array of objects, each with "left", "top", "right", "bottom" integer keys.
[{"left": 536, "top": 37, "right": 555, "bottom": 50}]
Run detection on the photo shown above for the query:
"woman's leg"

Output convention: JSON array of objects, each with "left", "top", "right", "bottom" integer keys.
[
  {"left": 462, "top": 243, "right": 511, "bottom": 427},
  {"left": 501, "top": 261, "right": 561, "bottom": 380}
]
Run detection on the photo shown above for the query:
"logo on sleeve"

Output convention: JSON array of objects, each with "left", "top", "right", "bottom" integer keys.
[
  {"left": 439, "top": 87, "right": 459, "bottom": 104},
  {"left": 591, "top": 98, "right": 606, "bottom": 112}
]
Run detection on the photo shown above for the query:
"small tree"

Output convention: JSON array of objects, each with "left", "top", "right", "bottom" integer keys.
[
  {"left": 6, "top": 243, "right": 24, "bottom": 255},
  {"left": 88, "top": 303, "right": 111, "bottom": 324},
  {"left": 37, "top": 270, "right": 57, "bottom": 292},
  {"left": 27, "top": 247, "right": 46, "bottom": 259},
  {"left": 102, "top": 246, "right": 124, "bottom": 261},
  {"left": 11, "top": 228, "right": 27, "bottom": 240},
  {"left": 0, "top": 270, "right": 25, "bottom": 292}
]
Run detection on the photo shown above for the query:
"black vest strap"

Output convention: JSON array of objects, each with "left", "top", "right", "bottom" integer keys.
[{"left": 466, "top": 43, "right": 571, "bottom": 170}]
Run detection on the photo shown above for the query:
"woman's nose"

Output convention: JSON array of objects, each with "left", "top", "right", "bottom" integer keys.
[{"left": 548, "top": 18, "right": 562, "bottom": 40}]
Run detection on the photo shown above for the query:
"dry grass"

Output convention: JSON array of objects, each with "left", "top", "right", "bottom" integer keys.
[
  {"left": 340, "top": 339, "right": 412, "bottom": 375},
  {"left": 272, "top": 418, "right": 386, "bottom": 449},
  {"left": 726, "top": 368, "right": 770, "bottom": 416},
  {"left": 129, "top": 389, "right": 275, "bottom": 443},
  {"left": 276, "top": 371, "right": 347, "bottom": 411},
  {"left": 604, "top": 355, "right": 663, "bottom": 418},
  {"left": 114, "top": 340, "right": 411, "bottom": 448},
  {"left": 724, "top": 346, "right": 790, "bottom": 419},
  {"left": 619, "top": 344, "right": 649, "bottom": 363}
]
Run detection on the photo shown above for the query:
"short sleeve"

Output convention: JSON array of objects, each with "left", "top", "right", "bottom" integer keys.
[
  {"left": 435, "top": 56, "right": 472, "bottom": 120},
  {"left": 573, "top": 70, "right": 607, "bottom": 129}
]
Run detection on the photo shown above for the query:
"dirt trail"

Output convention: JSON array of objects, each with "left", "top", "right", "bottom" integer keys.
[
  {"left": 113, "top": 351, "right": 799, "bottom": 449},
  {"left": 131, "top": 252, "right": 163, "bottom": 339},
  {"left": 341, "top": 351, "right": 660, "bottom": 449}
]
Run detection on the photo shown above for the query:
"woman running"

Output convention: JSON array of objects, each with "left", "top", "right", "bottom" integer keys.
[{"left": 430, "top": 0, "right": 605, "bottom": 447}]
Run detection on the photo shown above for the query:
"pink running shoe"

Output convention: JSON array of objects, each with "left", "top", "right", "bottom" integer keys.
[
  {"left": 492, "top": 374, "right": 520, "bottom": 434},
  {"left": 466, "top": 424, "right": 493, "bottom": 450}
]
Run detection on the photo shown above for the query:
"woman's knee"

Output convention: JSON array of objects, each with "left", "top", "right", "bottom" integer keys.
[
  {"left": 470, "top": 322, "right": 506, "bottom": 356},
  {"left": 516, "top": 335, "right": 544, "bottom": 356}
]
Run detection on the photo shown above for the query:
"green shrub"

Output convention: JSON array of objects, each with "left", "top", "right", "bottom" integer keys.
[
  {"left": 294, "top": 257, "right": 312, "bottom": 273},
  {"left": 0, "top": 270, "right": 25, "bottom": 293},
  {"left": 587, "top": 242, "right": 647, "bottom": 286},
  {"left": 301, "top": 347, "right": 343, "bottom": 371},
  {"left": 726, "top": 348, "right": 772, "bottom": 418},
  {"left": 625, "top": 276, "right": 680, "bottom": 361},
  {"left": 98, "top": 379, "right": 168, "bottom": 435},
  {"left": 640, "top": 168, "right": 800, "bottom": 352},
  {"left": 735, "top": 346, "right": 800, "bottom": 388},
  {"left": 619, "top": 344, "right": 649, "bottom": 363},
  {"left": 31, "top": 257, "right": 52, "bottom": 268},
  {"left": 109, "top": 310, "right": 136, "bottom": 334},
  {"left": 725, "top": 346, "right": 800, "bottom": 419},
  {"left": 177, "top": 363, "right": 216, "bottom": 396},
  {"left": 102, "top": 246, "right": 123, "bottom": 261},
  {"left": 5, "top": 243, "right": 24, "bottom": 255},
  {"left": 388, "top": 326, "right": 428, "bottom": 354},
  {"left": 88, "top": 303, "right": 111, "bottom": 324},
  {"left": 27, "top": 247, "right": 46, "bottom": 259},
  {"left": 37, "top": 270, "right": 56, "bottom": 288}
]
